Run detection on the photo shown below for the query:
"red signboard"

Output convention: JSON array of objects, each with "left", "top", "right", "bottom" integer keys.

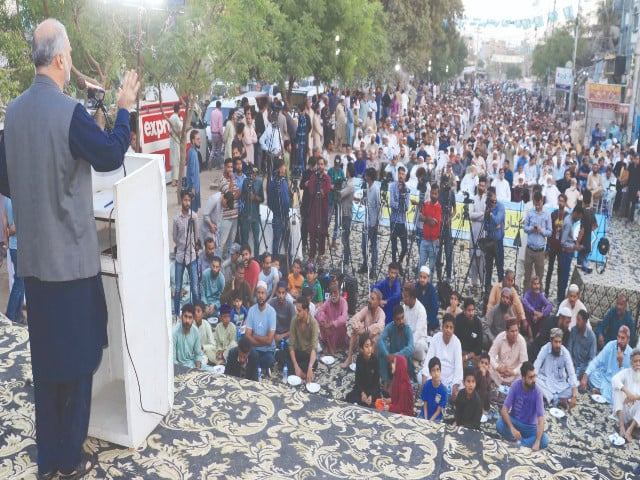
[
  {"left": 141, "top": 111, "right": 171, "bottom": 144},
  {"left": 587, "top": 83, "right": 623, "bottom": 104}
]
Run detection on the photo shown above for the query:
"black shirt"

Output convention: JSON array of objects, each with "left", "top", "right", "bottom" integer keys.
[
  {"left": 454, "top": 313, "right": 483, "bottom": 355},
  {"left": 454, "top": 389, "right": 483, "bottom": 430},
  {"left": 225, "top": 347, "right": 259, "bottom": 381}
]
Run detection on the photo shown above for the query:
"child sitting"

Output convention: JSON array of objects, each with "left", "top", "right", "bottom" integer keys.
[
  {"left": 453, "top": 368, "right": 483, "bottom": 430},
  {"left": 230, "top": 291, "right": 248, "bottom": 327},
  {"left": 212, "top": 304, "right": 237, "bottom": 365},
  {"left": 345, "top": 333, "right": 380, "bottom": 407},
  {"left": 475, "top": 353, "right": 493, "bottom": 415},
  {"left": 302, "top": 263, "right": 324, "bottom": 307},
  {"left": 194, "top": 300, "right": 216, "bottom": 365},
  {"left": 288, "top": 259, "right": 304, "bottom": 299},
  {"left": 382, "top": 354, "right": 414, "bottom": 416},
  {"left": 419, "top": 356, "right": 447, "bottom": 422}
]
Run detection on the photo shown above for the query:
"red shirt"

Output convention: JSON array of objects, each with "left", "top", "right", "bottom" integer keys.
[
  {"left": 245, "top": 259, "right": 261, "bottom": 291},
  {"left": 421, "top": 200, "right": 442, "bottom": 241}
]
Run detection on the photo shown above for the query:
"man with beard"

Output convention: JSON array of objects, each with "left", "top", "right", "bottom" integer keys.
[
  {"left": 307, "top": 157, "right": 331, "bottom": 263},
  {"left": 488, "top": 319, "right": 528, "bottom": 388},
  {"left": 378, "top": 305, "right": 415, "bottom": 387},
  {"left": 245, "top": 281, "right": 277, "bottom": 372},
  {"left": 529, "top": 306, "right": 572, "bottom": 360},
  {"left": 545, "top": 194, "right": 568, "bottom": 298},
  {"left": 419, "top": 183, "right": 441, "bottom": 279},
  {"left": 173, "top": 304, "right": 211, "bottom": 371},
  {"left": 497, "top": 361, "right": 549, "bottom": 450},
  {"left": 533, "top": 328, "right": 579, "bottom": 409},
  {"left": 198, "top": 237, "right": 217, "bottom": 275},
  {"left": 340, "top": 289, "right": 386, "bottom": 368},
  {"left": 199, "top": 256, "right": 225, "bottom": 317},
  {"left": 173, "top": 191, "right": 200, "bottom": 317},
  {"left": 582, "top": 326, "right": 633, "bottom": 403},
  {"left": 469, "top": 176, "right": 487, "bottom": 293},
  {"left": 486, "top": 270, "right": 526, "bottom": 327},
  {"left": 416, "top": 266, "right": 439, "bottom": 334},
  {"left": 612, "top": 348, "right": 640, "bottom": 443},
  {"left": 522, "top": 276, "right": 553, "bottom": 340},
  {"left": 402, "top": 282, "right": 429, "bottom": 362},
  {"left": 315, "top": 281, "right": 348, "bottom": 356},
  {"left": 269, "top": 281, "right": 296, "bottom": 367},
  {"left": 289, "top": 297, "right": 320, "bottom": 383},
  {"left": 597, "top": 294, "right": 636, "bottom": 349},
  {"left": 372, "top": 262, "right": 402, "bottom": 325},
  {"left": 220, "top": 261, "right": 253, "bottom": 309},
  {"left": 568, "top": 309, "right": 597, "bottom": 380},
  {"left": 483, "top": 287, "right": 517, "bottom": 349}
]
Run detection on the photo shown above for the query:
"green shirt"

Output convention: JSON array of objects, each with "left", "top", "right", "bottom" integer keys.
[
  {"left": 289, "top": 314, "right": 319, "bottom": 354},
  {"left": 173, "top": 323, "right": 201, "bottom": 368}
]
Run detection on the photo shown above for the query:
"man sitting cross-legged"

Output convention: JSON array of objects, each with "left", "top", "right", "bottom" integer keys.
[{"left": 612, "top": 348, "right": 640, "bottom": 443}]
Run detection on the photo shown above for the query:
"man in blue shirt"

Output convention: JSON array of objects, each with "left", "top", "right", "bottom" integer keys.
[
  {"left": 416, "top": 266, "right": 439, "bottom": 333},
  {"left": 185, "top": 129, "right": 201, "bottom": 212},
  {"left": 389, "top": 166, "right": 410, "bottom": 267},
  {"left": 267, "top": 162, "right": 290, "bottom": 263},
  {"left": 523, "top": 191, "right": 552, "bottom": 289},
  {"left": 372, "top": 262, "right": 402, "bottom": 325},
  {"left": 597, "top": 295, "right": 636, "bottom": 349},
  {"left": 245, "top": 281, "right": 277, "bottom": 371},
  {"left": 483, "top": 189, "right": 506, "bottom": 297},
  {"left": 378, "top": 305, "right": 415, "bottom": 385}
]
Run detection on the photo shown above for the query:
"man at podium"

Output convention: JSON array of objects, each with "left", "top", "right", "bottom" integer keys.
[{"left": 0, "top": 19, "right": 140, "bottom": 478}]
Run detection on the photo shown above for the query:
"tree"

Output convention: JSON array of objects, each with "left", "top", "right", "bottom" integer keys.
[
  {"left": 531, "top": 22, "right": 588, "bottom": 82},
  {"left": 505, "top": 64, "right": 522, "bottom": 80},
  {"left": 143, "top": 0, "right": 283, "bottom": 200}
]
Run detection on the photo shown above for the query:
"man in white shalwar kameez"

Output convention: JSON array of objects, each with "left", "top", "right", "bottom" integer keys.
[
  {"left": 534, "top": 328, "right": 578, "bottom": 408},
  {"left": 612, "top": 348, "right": 640, "bottom": 443}
]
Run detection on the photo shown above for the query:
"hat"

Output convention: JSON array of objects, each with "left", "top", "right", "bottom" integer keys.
[
  {"left": 256, "top": 280, "right": 268, "bottom": 292},
  {"left": 420, "top": 265, "right": 430, "bottom": 276},
  {"left": 218, "top": 303, "right": 232, "bottom": 315},
  {"left": 305, "top": 263, "right": 316, "bottom": 273},
  {"left": 558, "top": 306, "right": 572, "bottom": 317},
  {"left": 568, "top": 284, "right": 579, "bottom": 293},
  {"left": 550, "top": 327, "right": 564, "bottom": 339},
  {"left": 229, "top": 243, "right": 242, "bottom": 255}
]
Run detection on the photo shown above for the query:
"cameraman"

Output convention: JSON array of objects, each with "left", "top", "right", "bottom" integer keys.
[
  {"left": 419, "top": 182, "right": 441, "bottom": 275},
  {"left": 219, "top": 157, "right": 241, "bottom": 258},
  {"left": 329, "top": 156, "right": 346, "bottom": 249},
  {"left": 268, "top": 161, "right": 291, "bottom": 265},
  {"left": 389, "top": 165, "right": 410, "bottom": 269},
  {"left": 469, "top": 176, "right": 487, "bottom": 292},
  {"left": 240, "top": 167, "right": 264, "bottom": 256},
  {"left": 483, "top": 188, "right": 506, "bottom": 297},
  {"left": 339, "top": 163, "right": 356, "bottom": 268},
  {"left": 308, "top": 157, "right": 332, "bottom": 262},
  {"left": 358, "top": 167, "right": 381, "bottom": 278},
  {"left": 437, "top": 174, "right": 457, "bottom": 283}
]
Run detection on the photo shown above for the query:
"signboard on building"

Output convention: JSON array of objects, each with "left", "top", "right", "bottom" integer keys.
[
  {"left": 555, "top": 67, "right": 572, "bottom": 91},
  {"left": 586, "top": 83, "right": 623, "bottom": 104}
]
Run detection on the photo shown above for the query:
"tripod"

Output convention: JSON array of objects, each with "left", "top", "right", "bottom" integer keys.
[
  {"left": 457, "top": 200, "right": 486, "bottom": 301},
  {"left": 377, "top": 181, "right": 409, "bottom": 275},
  {"left": 406, "top": 184, "right": 427, "bottom": 280}
]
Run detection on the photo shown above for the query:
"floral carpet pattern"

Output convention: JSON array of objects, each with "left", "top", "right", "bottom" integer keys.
[{"left": 1, "top": 318, "right": 639, "bottom": 479}]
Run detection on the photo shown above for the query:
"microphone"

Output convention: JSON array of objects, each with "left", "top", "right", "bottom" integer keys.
[{"left": 76, "top": 76, "right": 105, "bottom": 97}]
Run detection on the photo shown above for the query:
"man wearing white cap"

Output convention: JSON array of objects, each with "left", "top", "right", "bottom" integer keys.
[
  {"left": 529, "top": 306, "right": 572, "bottom": 359},
  {"left": 557, "top": 284, "right": 589, "bottom": 330},
  {"left": 245, "top": 281, "right": 277, "bottom": 372},
  {"left": 534, "top": 328, "right": 579, "bottom": 408},
  {"left": 416, "top": 266, "right": 439, "bottom": 333},
  {"left": 583, "top": 325, "right": 633, "bottom": 403}
]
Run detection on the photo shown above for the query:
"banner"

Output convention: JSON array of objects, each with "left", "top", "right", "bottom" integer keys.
[
  {"left": 587, "top": 83, "right": 623, "bottom": 104},
  {"left": 350, "top": 181, "right": 606, "bottom": 263},
  {"left": 555, "top": 67, "right": 572, "bottom": 91}
]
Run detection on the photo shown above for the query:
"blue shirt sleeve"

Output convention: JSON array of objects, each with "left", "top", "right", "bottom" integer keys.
[
  {"left": 69, "top": 104, "right": 131, "bottom": 172},
  {"left": 0, "top": 134, "right": 9, "bottom": 197}
]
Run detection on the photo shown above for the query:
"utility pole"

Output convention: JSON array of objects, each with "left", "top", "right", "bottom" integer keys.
[
  {"left": 626, "top": 30, "right": 640, "bottom": 145},
  {"left": 567, "top": 0, "right": 580, "bottom": 117}
]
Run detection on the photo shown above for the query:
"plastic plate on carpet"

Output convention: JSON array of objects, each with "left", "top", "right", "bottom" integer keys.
[
  {"left": 287, "top": 375, "right": 302, "bottom": 386},
  {"left": 609, "top": 433, "right": 626, "bottom": 446},
  {"left": 549, "top": 407, "right": 565, "bottom": 419},
  {"left": 480, "top": 414, "right": 488, "bottom": 423},
  {"left": 349, "top": 362, "right": 356, "bottom": 372},
  {"left": 208, "top": 317, "right": 219, "bottom": 325},
  {"left": 306, "top": 382, "right": 321, "bottom": 393},
  {"left": 591, "top": 394, "right": 607, "bottom": 404},
  {"left": 320, "top": 355, "right": 336, "bottom": 365},
  {"left": 498, "top": 384, "right": 510, "bottom": 395},
  {"left": 212, "top": 365, "right": 225, "bottom": 374}
]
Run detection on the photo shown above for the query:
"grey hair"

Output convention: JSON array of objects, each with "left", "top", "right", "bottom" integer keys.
[
  {"left": 631, "top": 348, "right": 640, "bottom": 359},
  {"left": 371, "top": 288, "right": 383, "bottom": 301},
  {"left": 31, "top": 19, "right": 68, "bottom": 68}
]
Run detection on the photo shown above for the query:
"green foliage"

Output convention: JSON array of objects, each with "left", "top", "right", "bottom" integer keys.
[
  {"left": 505, "top": 64, "right": 522, "bottom": 80},
  {"left": 531, "top": 22, "right": 588, "bottom": 80}
]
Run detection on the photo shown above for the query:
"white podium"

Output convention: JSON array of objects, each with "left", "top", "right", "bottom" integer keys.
[{"left": 89, "top": 153, "right": 173, "bottom": 448}]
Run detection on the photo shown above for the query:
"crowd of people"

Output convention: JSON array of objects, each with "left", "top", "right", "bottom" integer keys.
[{"left": 169, "top": 78, "right": 640, "bottom": 453}]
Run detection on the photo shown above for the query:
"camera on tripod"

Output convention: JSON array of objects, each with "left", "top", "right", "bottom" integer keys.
[
  {"left": 462, "top": 191, "right": 474, "bottom": 204},
  {"left": 334, "top": 177, "right": 344, "bottom": 191},
  {"left": 291, "top": 166, "right": 302, "bottom": 181},
  {"left": 417, "top": 175, "right": 429, "bottom": 194},
  {"left": 380, "top": 171, "right": 393, "bottom": 193}
]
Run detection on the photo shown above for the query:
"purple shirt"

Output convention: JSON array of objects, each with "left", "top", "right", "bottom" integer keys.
[
  {"left": 504, "top": 378, "right": 544, "bottom": 425},
  {"left": 522, "top": 290, "right": 553, "bottom": 321}
]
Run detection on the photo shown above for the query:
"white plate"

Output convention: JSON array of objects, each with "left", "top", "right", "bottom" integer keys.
[
  {"left": 609, "top": 433, "right": 626, "bottom": 446},
  {"left": 306, "top": 382, "right": 321, "bottom": 393},
  {"left": 498, "top": 384, "right": 510, "bottom": 395},
  {"left": 320, "top": 355, "right": 336, "bottom": 365},
  {"left": 208, "top": 317, "right": 219, "bottom": 325},
  {"left": 349, "top": 362, "right": 356, "bottom": 372},
  {"left": 480, "top": 414, "right": 488, "bottom": 423},
  {"left": 287, "top": 375, "right": 302, "bottom": 386},
  {"left": 549, "top": 407, "right": 565, "bottom": 418},
  {"left": 591, "top": 394, "right": 607, "bottom": 404},
  {"left": 211, "top": 365, "right": 225, "bottom": 374}
]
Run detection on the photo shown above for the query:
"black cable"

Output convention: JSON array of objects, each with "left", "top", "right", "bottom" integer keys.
[{"left": 108, "top": 207, "right": 165, "bottom": 417}]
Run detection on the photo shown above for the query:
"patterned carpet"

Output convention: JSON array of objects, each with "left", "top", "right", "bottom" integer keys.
[{"left": 1, "top": 318, "right": 639, "bottom": 479}]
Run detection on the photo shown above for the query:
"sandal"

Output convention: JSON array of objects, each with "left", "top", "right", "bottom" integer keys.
[{"left": 59, "top": 451, "right": 98, "bottom": 479}]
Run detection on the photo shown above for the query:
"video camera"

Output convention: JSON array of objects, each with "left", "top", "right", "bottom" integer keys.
[
  {"left": 291, "top": 166, "right": 302, "bottom": 181},
  {"left": 462, "top": 191, "right": 474, "bottom": 204},
  {"left": 380, "top": 171, "right": 393, "bottom": 193},
  {"left": 334, "top": 177, "right": 344, "bottom": 191}
]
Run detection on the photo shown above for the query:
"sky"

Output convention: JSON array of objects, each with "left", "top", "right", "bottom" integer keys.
[{"left": 461, "top": 0, "right": 599, "bottom": 45}]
